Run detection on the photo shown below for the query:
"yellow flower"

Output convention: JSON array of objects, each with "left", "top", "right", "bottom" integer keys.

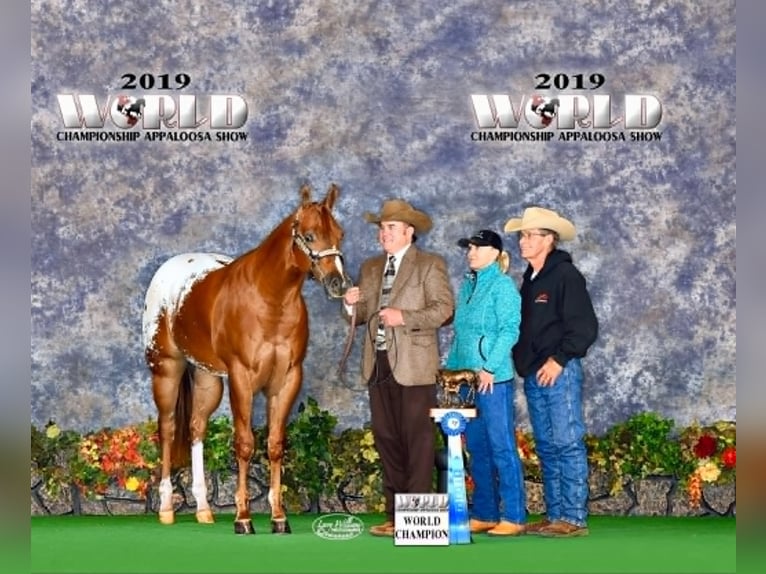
[
  {"left": 697, "top": 460, "right": 721, "bottom": 483},
  {"left": 124, "top": 476, "right": 140, "bottom": 492},
  {"left": 362, "top": 447, "right": 379, "bottom": 463},
  {"left": 360, "top": 431, "right": 375, "bottom": 447},
  {"left": 46, "top": 423, "right": 61, "bottom": 439}
]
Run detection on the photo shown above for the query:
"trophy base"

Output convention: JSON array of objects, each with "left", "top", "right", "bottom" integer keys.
[{"left": 429, "top": 407, "right": 477, "bottom": 420}]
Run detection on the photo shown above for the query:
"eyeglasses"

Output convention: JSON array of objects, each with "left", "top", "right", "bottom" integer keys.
[{"left": 518, "top": 231, "right": 550, "bottom": 240}]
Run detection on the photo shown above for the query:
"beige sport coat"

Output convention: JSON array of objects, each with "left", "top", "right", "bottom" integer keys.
[{"left": 345, "top": 245, "right": 454, "bottom": 386}]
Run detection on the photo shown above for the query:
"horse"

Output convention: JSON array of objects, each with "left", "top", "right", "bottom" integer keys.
[
  {"left": 142, "top": 183, "right": 351, "bottom": 534},
  {"left": 435, "top": 368, "right": 479, "bottom": 409}
]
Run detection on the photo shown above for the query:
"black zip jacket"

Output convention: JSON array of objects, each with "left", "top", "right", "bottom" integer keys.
[{"left": 512, "top": 249, "right": 598, "bottom": 377}]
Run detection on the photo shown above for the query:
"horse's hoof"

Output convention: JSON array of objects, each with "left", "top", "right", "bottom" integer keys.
[
  {"left": 234, "top": 520, "right": 255, "bottom": 535},
  {"left": 271, "top": 519, "right": 292, "bottom": 534},
  {"left": 159, "top": 510, "right": 175, "bottom": 525},
  {"left": 196, "top": 510, "right": 215, "bottom": 524}
]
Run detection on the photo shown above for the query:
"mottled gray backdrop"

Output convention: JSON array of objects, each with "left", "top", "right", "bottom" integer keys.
[{"left": 31, "top": 0, "right": 735, "bottom": 435}]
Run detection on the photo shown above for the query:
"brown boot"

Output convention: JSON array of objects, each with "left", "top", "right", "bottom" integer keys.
[
  {"left": 525, "top": 518, "right": 552, "bottom": 535},
  {"left": 469, "top": 519, "right": 498, "bottom": 533},
  {"left": 538, "top": 520, "right": 589, "bottom": 538},
  {"left": 487, "top": 521, "right": 526, "bottom": 537},
  {"left": 369, "top": 520, "right": 394, "bottom": 537}
]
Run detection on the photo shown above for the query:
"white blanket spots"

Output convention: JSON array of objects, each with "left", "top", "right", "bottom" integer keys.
[{"left": 142, "top": 253, "right": 232, "bottom": 351}]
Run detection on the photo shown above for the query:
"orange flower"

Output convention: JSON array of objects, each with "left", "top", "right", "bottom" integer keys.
[
  {"left": 687, "top": 471, "right": 702, "bottom": 508},
  {"left": 465, "top": 475, "right": 475, "bottom": 493}
]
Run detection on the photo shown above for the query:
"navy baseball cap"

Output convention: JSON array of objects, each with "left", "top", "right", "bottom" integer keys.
[{"left": 457, "top": 229, "right": 503, "bottom": 251}]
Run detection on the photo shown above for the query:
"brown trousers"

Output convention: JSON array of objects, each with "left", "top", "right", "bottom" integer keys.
[{"left": 369, "top": 350, "right": 437, "bottom": 521}]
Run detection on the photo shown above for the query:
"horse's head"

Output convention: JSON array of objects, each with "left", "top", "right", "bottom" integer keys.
[{"left": 291, "top": 183, "right": 352, "bottom": 299}]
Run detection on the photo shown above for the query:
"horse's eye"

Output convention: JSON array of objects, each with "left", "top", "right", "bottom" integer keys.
[{"left": 305, "top": 233, "right": 315, "bottom": 243}]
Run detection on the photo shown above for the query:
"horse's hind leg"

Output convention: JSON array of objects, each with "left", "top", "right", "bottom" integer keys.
[
  {"left": 149, "top": 354, "right": 187, "bottom": 526},
  {"left": 189, "top": 369, "right": 224, "bottom": 524}
]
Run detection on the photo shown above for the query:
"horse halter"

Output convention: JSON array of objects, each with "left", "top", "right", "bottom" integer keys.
[{"left": 291, "top": 220, "right": 347, "bottom": 295}]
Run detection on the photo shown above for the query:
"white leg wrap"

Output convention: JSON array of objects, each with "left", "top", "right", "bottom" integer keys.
[
  {"left": 159, "top": 477, "right": 173, "bottom": 511},
  {"left": 190, "top": 440, "right": 209, "bottom": 510}
]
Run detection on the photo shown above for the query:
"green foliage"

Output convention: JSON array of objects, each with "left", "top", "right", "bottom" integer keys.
[
  {"left": 253, "top": 396, "right": 340, "bottom": 511},
  {"left": 590, "top": 411, "right": 685, "bottom": 495},
  {"left": 285, "top": 396, "right": 338, "bottom": 508},
  {"left": 330, "top": 426, "right": 385, "bottom": 513},
  {"left": 203, "top": 415, "right": 234, "bottom": 474},
  {"left": 31, "top": 421, "right": 82, "bottom": 495}
]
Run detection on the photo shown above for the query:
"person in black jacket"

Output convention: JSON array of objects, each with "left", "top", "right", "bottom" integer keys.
[{"left": 504, "top": 206, "right": 598, "bottom": 538}]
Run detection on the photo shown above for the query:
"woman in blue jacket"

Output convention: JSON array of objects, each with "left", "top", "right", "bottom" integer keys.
[{"left": 445, "top": 229, "right": 526, "bottom": 537}]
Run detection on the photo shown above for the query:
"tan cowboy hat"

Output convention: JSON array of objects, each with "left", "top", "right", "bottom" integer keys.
[
  {"left": 503, "top": 206, "right": 576, "bottom": 241},
  {"left": 363, "top": 198, "right": 433, "bottom": 233}
]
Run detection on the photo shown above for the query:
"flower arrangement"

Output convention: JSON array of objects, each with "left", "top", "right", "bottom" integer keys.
[
  {"left": 678, "top": 421, "right": 736, "bottom": 507},
  {"left": 32, "top": 419, "right": 159, "bottom": 498},
  {"left": 71, "top": 419, "right": 160, "bottom": 498},
  {"left": 31, "top": 406, "right": 735, "bottom": 511},
  {"left": 587, "top": 412, "right": 736, "bottom": 507}
]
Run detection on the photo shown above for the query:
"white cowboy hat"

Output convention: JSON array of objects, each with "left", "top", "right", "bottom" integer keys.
[
  {"left": 364, "top": 199, "right": 433, "bottom": 233},
  {"left": 503, "top": 206, "right": 576, "bottom": 241}
]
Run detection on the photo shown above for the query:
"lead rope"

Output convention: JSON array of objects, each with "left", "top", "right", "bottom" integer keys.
[{"left": 337, "top": 303, "right": 357, "bottom": 381}]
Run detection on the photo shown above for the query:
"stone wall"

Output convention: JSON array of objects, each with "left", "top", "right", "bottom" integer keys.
[{"left": 31, "top": 466, "right": 734, "bottom": 519}]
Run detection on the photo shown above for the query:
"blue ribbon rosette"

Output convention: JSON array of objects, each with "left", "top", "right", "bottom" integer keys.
[{"left": 440, "top": 410, "right": 467, "bottom": 436}]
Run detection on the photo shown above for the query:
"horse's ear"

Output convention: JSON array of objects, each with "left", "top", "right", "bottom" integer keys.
[
  {"left": 299, "top": 184, "right": 312, "bottom": 205},
  {"left": 323, "top": 183, "right": 340, "bottom": 210}
]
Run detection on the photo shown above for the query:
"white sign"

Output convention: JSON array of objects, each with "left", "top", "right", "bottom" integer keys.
[{"left": 394, "top": 493, "right": 449, "bottom": 546}]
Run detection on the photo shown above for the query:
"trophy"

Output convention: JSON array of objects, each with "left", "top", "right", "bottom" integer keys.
[
  {"left": 435, "top": 369, "right": 478, "bottom": 409},
  {"left": 430, "top": 369, "right": 479, "bottom": 545}
]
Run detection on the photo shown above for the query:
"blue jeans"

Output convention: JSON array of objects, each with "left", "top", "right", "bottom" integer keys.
[
  {"left": 464, "top": 381, "right": 527, "bottom": 524},
  {"left": 523, "top": 359, "right": 589, "bottom": 527}
]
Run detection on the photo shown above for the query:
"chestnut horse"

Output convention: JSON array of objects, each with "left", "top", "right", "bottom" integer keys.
[{"left": 142, "top": 183, "right": 350, "bottom": 534}]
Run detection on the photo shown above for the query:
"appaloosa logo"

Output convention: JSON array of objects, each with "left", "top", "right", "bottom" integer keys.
[
  {"left": 55, "top": 72, "right": 249, "bottom": 143},
  {"left": 470, "top": 72, "right": 663, "bottom": 143}
]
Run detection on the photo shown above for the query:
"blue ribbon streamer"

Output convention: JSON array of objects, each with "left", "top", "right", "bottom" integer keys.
[{"left": 442, "top": 410, "right": 471, "bottom": 544}]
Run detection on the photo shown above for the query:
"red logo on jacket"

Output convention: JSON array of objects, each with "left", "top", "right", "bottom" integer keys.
[{"left": 534, "top": 292, "right": 549, "bottom": 304}]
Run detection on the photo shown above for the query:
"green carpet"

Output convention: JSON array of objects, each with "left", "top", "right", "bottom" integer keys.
[{"left": 31, "top": 513, "right": 735, "bottom": 573}]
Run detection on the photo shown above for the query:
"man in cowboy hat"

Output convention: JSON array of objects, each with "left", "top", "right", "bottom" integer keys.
[
  {"left": 503, "top": 206, "right": 598, "bottom": 538},
  {"left": 342, "top": 198, "right": 454, "bottom": 537}
]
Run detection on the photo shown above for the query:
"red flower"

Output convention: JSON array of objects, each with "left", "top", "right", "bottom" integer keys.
[
  {"left": 693, "top": 434, "right": 717, "bottom": 458},
  {"left": 721, "top": 446, "right": 736, "bottom": 468}
]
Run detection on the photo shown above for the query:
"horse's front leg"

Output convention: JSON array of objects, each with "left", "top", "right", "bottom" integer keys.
[
  {"left": 189, "top": 370, "right": 224, "bottom": 524},
  {"left": 266, "top": 365, "right": 302, "bottom": 534},
  {"left": 228, "top": 364, "right": 257, "bottom": 534}
]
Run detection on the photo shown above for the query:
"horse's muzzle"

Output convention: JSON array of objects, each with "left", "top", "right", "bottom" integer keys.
[{"left": 323, "top": 273, "right": 352, "bottom": 299}]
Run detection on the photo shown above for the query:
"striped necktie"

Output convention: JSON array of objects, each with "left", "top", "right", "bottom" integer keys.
[{"left": 375, "top": 255, "right": 396, "bottom": 350}]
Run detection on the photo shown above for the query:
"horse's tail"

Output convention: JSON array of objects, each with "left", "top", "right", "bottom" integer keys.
[{"left": 170, "top": 365, "right": 194, "bottom": 468}]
